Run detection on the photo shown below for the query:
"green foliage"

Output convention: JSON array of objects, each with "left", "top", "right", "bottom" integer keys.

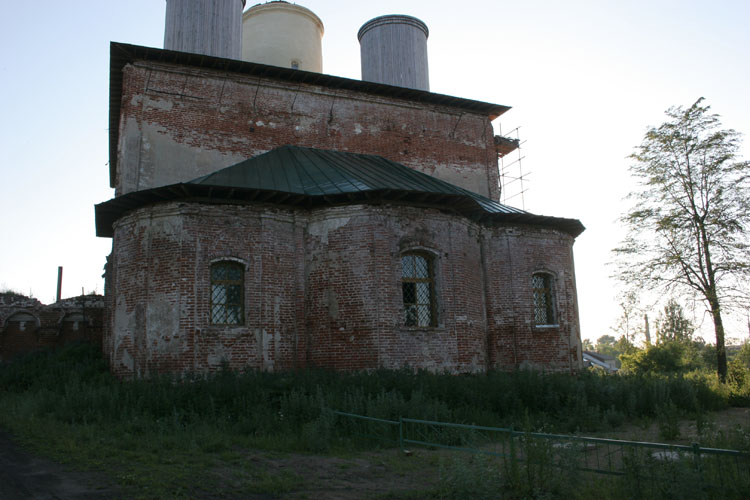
[
  {"left": 657, "top": 399, "right": 682, "bottom": 440},
  {"left": 438, "top": 455, "right": 504, "bottom": 499},
  {"left": 1, "top": 345, "right": 748, "bottom": 498},
  {"left": 613, "top": 98, "right": 750, "bottom": 380},
  {"left": 581, "top": 338, "right": 594, "bottom": 351},
  {"left": 595, "top": 334, "right": 617, "bottom": 355},
  {"left": 620, "top": 341, "right": 697, "bottom": 375},
  {"left": 656, "top": 298, "right": 695, "bottom": 343},
  {"left": 0, "top": 343, "right": 733, "bottom": 443},
  {"left": 592, "top": 335, "right": 636, "bottom": 366}
]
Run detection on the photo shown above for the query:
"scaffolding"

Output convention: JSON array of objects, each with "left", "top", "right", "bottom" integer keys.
[{"left": 495, "top": 126, "right": 528, "bottom": 210}]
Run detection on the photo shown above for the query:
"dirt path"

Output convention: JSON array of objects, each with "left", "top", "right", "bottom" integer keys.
[
  {"left": 234, "top": 450, "right": 439, "bottom": 499},
  {"left": 0, "top": 431, "right": 122, "bottom": 500},
  {"left": 0, "top": 429, "right": 438, "bottom": 500}
]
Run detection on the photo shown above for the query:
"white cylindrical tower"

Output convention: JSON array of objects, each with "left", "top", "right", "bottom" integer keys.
[
  {"left": 358, "top": 15, "right": 430, "bottom": 91},
  {"left": 242, "top": 2, "right": 324, "bottom": 72},
  {"left": 164, "top": 0, "right": 246, "bottom": 59}
]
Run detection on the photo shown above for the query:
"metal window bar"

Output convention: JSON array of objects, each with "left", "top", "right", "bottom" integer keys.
[
  {"left": 401, "top": 253, "right": 435, "bottom": 327},
  {"left": 211, "top": 262, "right": 244, "bottom": 325},
  {"left": 532, "top": 273, "right": 554, "bottom": 325}
]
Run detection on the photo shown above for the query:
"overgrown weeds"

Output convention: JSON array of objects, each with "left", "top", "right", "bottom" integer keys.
[{"left": 0, "top": 343, "right": 747, "bottom": 498}]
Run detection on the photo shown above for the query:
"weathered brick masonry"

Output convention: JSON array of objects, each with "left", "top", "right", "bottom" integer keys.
[
  {"left": 100, "top": 43, "right": 583, "bottom": 377},
  {"left": 0, "top": 293, "right": 103, "bottom": 361},
  {"left": 105, "top": 202, "right": 579, "bottom": 377},
  {"left": 115, "top": 60, "right": 499, "bottom": 200}
]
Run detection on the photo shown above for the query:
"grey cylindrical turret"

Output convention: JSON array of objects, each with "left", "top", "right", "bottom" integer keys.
[
  {"left": 358, "top": 15, "right": 429, "bottom": 91},
  {"left": 164, "top": 0, "right": 246, "bottom": 59}
]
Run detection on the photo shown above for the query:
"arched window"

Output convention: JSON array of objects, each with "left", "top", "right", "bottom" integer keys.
[
  {"left": 210, "top": 261, "right": 244, "bottom": 325},
  {"left": 62, "top": 312, "right": 86, "bottom": 332},
  {"left": 532, "top": 272, "right": 556, "bottom": 326},
  {"left": 4, "top": 311, "right": 39, "bottom": 332},
  {"left": 401, "top": 252, "right": 436, "bottom": 327}
]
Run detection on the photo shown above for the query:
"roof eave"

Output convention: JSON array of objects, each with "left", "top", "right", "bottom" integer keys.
[{"left": 95, "top": 184, "right": 584, "bottom": 239}]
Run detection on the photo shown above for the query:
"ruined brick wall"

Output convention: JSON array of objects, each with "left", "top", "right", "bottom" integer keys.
[
  {"left": 304, "top": 205, "right": 488, "bottom": 373},
  {"left": 105, "top": 201, "right": 580, "bottom": 377},
  {"left": 482, "top": 226, "right": 581, "bottom": 373},
  {"left": 107, "top": 202, "right": 305, "bottom": 377},
  {"left": 115, "top": 61, "right": 499, "bottom": 200},
  {"left": 0, "top": 293, "right": 104, "bottom": 361}
]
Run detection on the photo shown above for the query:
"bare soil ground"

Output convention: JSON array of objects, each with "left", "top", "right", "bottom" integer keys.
[
  {"left": 206, "top": 450, "right": 440, "bottom": 499},
  {"left": 0, "top": 431, "right": 123, "bottom": 500},
  {"left": 1, "top": 408, "right": 747, "bottom": 500}
]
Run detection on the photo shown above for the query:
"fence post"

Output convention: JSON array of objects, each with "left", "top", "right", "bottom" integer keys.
[
  {"left": 692, "top": 442, "right": 704, "bottom": 488},
  {"left": 399, "top": 417, "right": 404, "bottom": 453}
]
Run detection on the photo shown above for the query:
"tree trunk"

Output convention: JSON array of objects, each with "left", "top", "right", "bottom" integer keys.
[{"left": 710, "top": 300, "right": 728, "bottom": 382}]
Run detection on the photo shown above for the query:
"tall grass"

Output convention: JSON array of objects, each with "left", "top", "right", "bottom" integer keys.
[
  {"left": 1, "top": 343, "right": 747, "bottom": 498},
  {"left": 0, "top": 342, "right": 735, "bottom": 445}
]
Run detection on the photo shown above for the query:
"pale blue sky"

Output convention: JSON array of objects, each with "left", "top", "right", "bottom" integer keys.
[{"left": 1, "top": 1, "right": 748, "bottom": 342}]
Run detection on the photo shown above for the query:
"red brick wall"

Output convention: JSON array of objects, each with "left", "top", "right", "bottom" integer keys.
[
  {"left": 0, "top": 294, "right": 104, "bottom": 362},
  {"left": 106, "top": 203, "right": 305, "bottom": 377},
  {"left": 115, "top": 62, "right": 499, "bottom": 200},
  {"left": 482, "top": 226, "right": 581, "bottom": 373},
  {"left": 105, "top": 201, "right": 580, "bottom": 377}
]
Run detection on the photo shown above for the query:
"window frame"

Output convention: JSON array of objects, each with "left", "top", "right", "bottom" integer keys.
[
  {"left": 400, "top": 251, "right": 437, "bottom": 328},
  {"left": 210, "top": 260, "right": 245, "bottom": 326},
  {"left": 532, "top": 272, "right": 557, "bottom": 327}
]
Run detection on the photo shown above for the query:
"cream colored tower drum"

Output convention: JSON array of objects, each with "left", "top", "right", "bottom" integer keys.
[{"left": 242, "top": 2, "right": 324, "bottom": 72}]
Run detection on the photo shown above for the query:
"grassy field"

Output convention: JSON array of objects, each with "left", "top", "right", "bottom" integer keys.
[{"left": 1, "top": 343, "right": 748, "bottom": 499}]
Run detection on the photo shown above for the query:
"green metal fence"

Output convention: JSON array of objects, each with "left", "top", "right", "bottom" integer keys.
[{"left": 331, "top": 410, "right": 750, "bottom": 497}]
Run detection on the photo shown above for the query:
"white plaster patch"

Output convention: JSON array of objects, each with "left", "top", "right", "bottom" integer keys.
[
  {"left": 144, "top": 96, "right": 174, "bottom": 111},
  {"left": 137, "top": 122, "right": 245, "bottom": 191},
  {"left": 207, "top": 345, "right": 229, "bottom": 367},
  {"left": 113, "top": 296, "right": 136, "bottom": 354},
  {"left": 146, "top": 293, "right": 182, "bottom": 354},
  {"left": 255, "top": 121, "right": 265, "bottom": 126},
  {"left": 307, "top": 217, "right": 351, "bottom": 244},
  {"left": 120, "top": 349, "right": 134, "bottom": 372},
  {"left": 354, "top": 123, "right": 362, "bottom": 134},
  {"left": 255, "top": 329, "right": 278, "bottom": 371}
]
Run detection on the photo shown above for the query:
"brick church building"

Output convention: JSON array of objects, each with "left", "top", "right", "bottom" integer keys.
[{"left": 95, "top": 1, "right": 584, "bottom": 377}]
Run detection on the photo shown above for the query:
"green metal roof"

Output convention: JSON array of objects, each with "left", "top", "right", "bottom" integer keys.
[
  {"left": 95, "top": 146, "right": 584, "bottom": 238},
  {"left": 192, "top": 146, "right": 518, "bottom": 203}
]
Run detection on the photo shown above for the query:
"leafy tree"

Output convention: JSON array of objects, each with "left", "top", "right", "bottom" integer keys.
[
  {"left": 620, "top": 340, "right": 703, "bottom": 375},
  {"left": 613, "top": 99, "right": 750, "bottom": 381},
  {"left": 595, "top": 335, "right": 617, "bottom": 357},
  {"left": 655, "top": 298, "right": 694, "bottom": 344},
  {"left": 581, "top": 338, "right": 594, "bottom": 352},
  {"left": 613, "top": 335, "right": 638, "bottom": 357},
  {"left": 611, "top": 291, "right": 645, "bottom": 344}
]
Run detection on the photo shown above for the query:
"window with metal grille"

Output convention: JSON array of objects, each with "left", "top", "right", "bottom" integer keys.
[
  {"left": 401, "top": 252, "right": 436, "bottom": 327},
  {"left": 210, "top": 262, "right": 244, "bottom": 325},
  {"left": 532, "top": 273, "right": 556, "bottom": 325}
]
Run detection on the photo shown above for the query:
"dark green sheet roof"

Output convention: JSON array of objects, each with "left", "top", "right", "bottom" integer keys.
[
  {"left": 95, "top": 146, "right": 584, "bottom": 238},
  {"left": 192, "top": 146, "right": 524, "bottom": 210}
]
